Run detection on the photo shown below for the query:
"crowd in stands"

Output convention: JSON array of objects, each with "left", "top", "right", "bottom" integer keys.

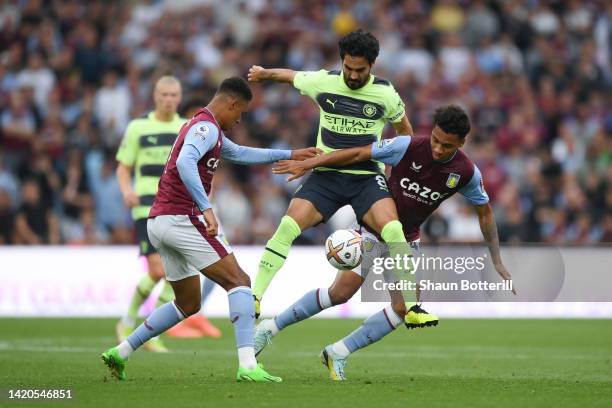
[{"left": 0, "top": 0, "right": 610, "bottom": 246}]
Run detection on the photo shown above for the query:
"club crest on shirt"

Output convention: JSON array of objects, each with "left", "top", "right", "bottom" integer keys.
[
  {"left": 363, "top": 104, "right": 377, "bottom": 117},
  {"left": 446, "top": 173, "right": 461, "bottom": 188}
]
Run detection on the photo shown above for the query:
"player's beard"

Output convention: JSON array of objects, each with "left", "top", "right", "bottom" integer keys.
[{"left": 344, "top": 75, "right": 367, "bottom": 90}]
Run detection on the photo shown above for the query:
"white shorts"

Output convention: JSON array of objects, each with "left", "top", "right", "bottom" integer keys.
[
  {"left": 350, "top": 223, "right": 420, "bottom": 278},
  {"left": 147, "top": 215, "right": 233, "bottom": 281}
]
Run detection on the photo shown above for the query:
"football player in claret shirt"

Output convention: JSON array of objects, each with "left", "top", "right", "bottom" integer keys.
[
  {"left": 248, "top": 28, "right": 437, "bottom": 328},
  {"left": 102, "top": 77, "right": 319, "bottom": 382},
  {"left": 115, "top": 76, "right": 220, "bottom": 352},
  {"left": 266, "top": 105, "right": 514, "bottom": 380}
]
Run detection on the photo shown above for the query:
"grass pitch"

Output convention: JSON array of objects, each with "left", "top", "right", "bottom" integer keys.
[{"left": 0, "top": 318, "right": 611, "bottom": 407}]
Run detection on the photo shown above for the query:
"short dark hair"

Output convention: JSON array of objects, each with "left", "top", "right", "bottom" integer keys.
[
  {"left": 338, "top": 29, "right": 380, "bottom": 65},
  {"left": 433, "top": 105, "right": 471, "bottom": 139},
  {"left": 217, "top": 76, "right": 252, "bottom": 101}
]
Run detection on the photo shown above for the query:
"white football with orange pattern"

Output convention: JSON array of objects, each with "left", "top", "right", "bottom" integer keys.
[{"left": 325, "top": 229, "right": 363, "bottom": 270}]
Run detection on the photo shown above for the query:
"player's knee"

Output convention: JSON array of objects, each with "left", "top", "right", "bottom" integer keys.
[
  {"left": 328, "top": 287, "right": 352, "bottom": 305},
  {"left": 148, "top": 266, "right": 164, "bottom": 281}
]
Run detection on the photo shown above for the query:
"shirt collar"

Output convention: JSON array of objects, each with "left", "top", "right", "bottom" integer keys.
[
  {"left": 203, "top": 107, "right": 218, "bottom": 125},
  {"left": 338, "top": 72, "right": 373, "bottom": 92}
]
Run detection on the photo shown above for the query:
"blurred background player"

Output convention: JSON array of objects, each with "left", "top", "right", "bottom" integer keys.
[
  {"left": 248, "top": 29, "right": 436, "bottom": 327},
  {"left": 266, "top": 105, "right": 513, "bottom": 380},
  {"left": 102, "top": 76, "right": 319, "bottom": 382},
  {"left": 115, "top": 76, "right": 220, "bottom": 353}
]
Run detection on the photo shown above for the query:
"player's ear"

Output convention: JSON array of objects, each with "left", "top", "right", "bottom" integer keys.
[{"left": 227, "top": 96, "right": 238, "bottom": 111}]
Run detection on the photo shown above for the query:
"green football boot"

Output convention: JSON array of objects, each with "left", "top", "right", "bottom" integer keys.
[
  {"left": 405, "top": 304, "right": 439, "bottom": 329},
  {"left": 236, "top": 363, "right": 282, "bottom": 383},
  {"left": 101, "top": 347, "right": 127, "bottom": 380}
]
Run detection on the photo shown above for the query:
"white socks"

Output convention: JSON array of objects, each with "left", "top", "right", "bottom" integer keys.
[
  {"left": 266, "top": 318, "right": 280, "bottom": 336},
  {"left": 238, "top": 347, "right": 257, "bottom": 370},
  {"left": 384, "top": 306, "right": 404, "bottom": 328},
  {"left": 118, "top": 337, "right": 257, "bottom": 370},
  {"left": 117, "top": 341, "right": 134, "bottom": 359},
  {"left": 318, "top": 288, "right": 332, "bottom": 309},
  {"left": 331, "top": 341, "right": 351, "bottom": 358}
]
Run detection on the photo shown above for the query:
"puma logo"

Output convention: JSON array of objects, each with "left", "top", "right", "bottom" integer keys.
[{"left": 326, "top": 98, "right": 337, "bottom": 109}]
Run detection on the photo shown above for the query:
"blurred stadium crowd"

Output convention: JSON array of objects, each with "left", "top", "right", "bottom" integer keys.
[{"left": 0, "top": 0, "right": 610, "bottom": 246}]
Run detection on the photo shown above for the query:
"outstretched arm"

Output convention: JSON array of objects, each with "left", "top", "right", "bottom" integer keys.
[
  {"left": 473, "top": 203, "right": 515, "bottom": 295},
  {"left": 248, "top": 65, "right": 296, "bottom": 84},
  {"left": 474, "top": 203, "right": 502, "bottom": 265},
  {"left": 220, "top": 135, "right": 320, "bottom": 165},
  {"left": 458, "top": 166, "right": 515, "bottom": 294},
  {"left": 273, "top": 136, "right": 411, "bottom": 181}
]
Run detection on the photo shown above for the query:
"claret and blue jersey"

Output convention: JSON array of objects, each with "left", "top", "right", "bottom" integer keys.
[
  {"left": 370, "top": 135, "right": 489, "bottom": 241},
  {"left": 150, "top": 107, "right": 291, "bottom": 217},
  {"left": 176, "top": 120, "right": 291, "bottom": 212}
]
